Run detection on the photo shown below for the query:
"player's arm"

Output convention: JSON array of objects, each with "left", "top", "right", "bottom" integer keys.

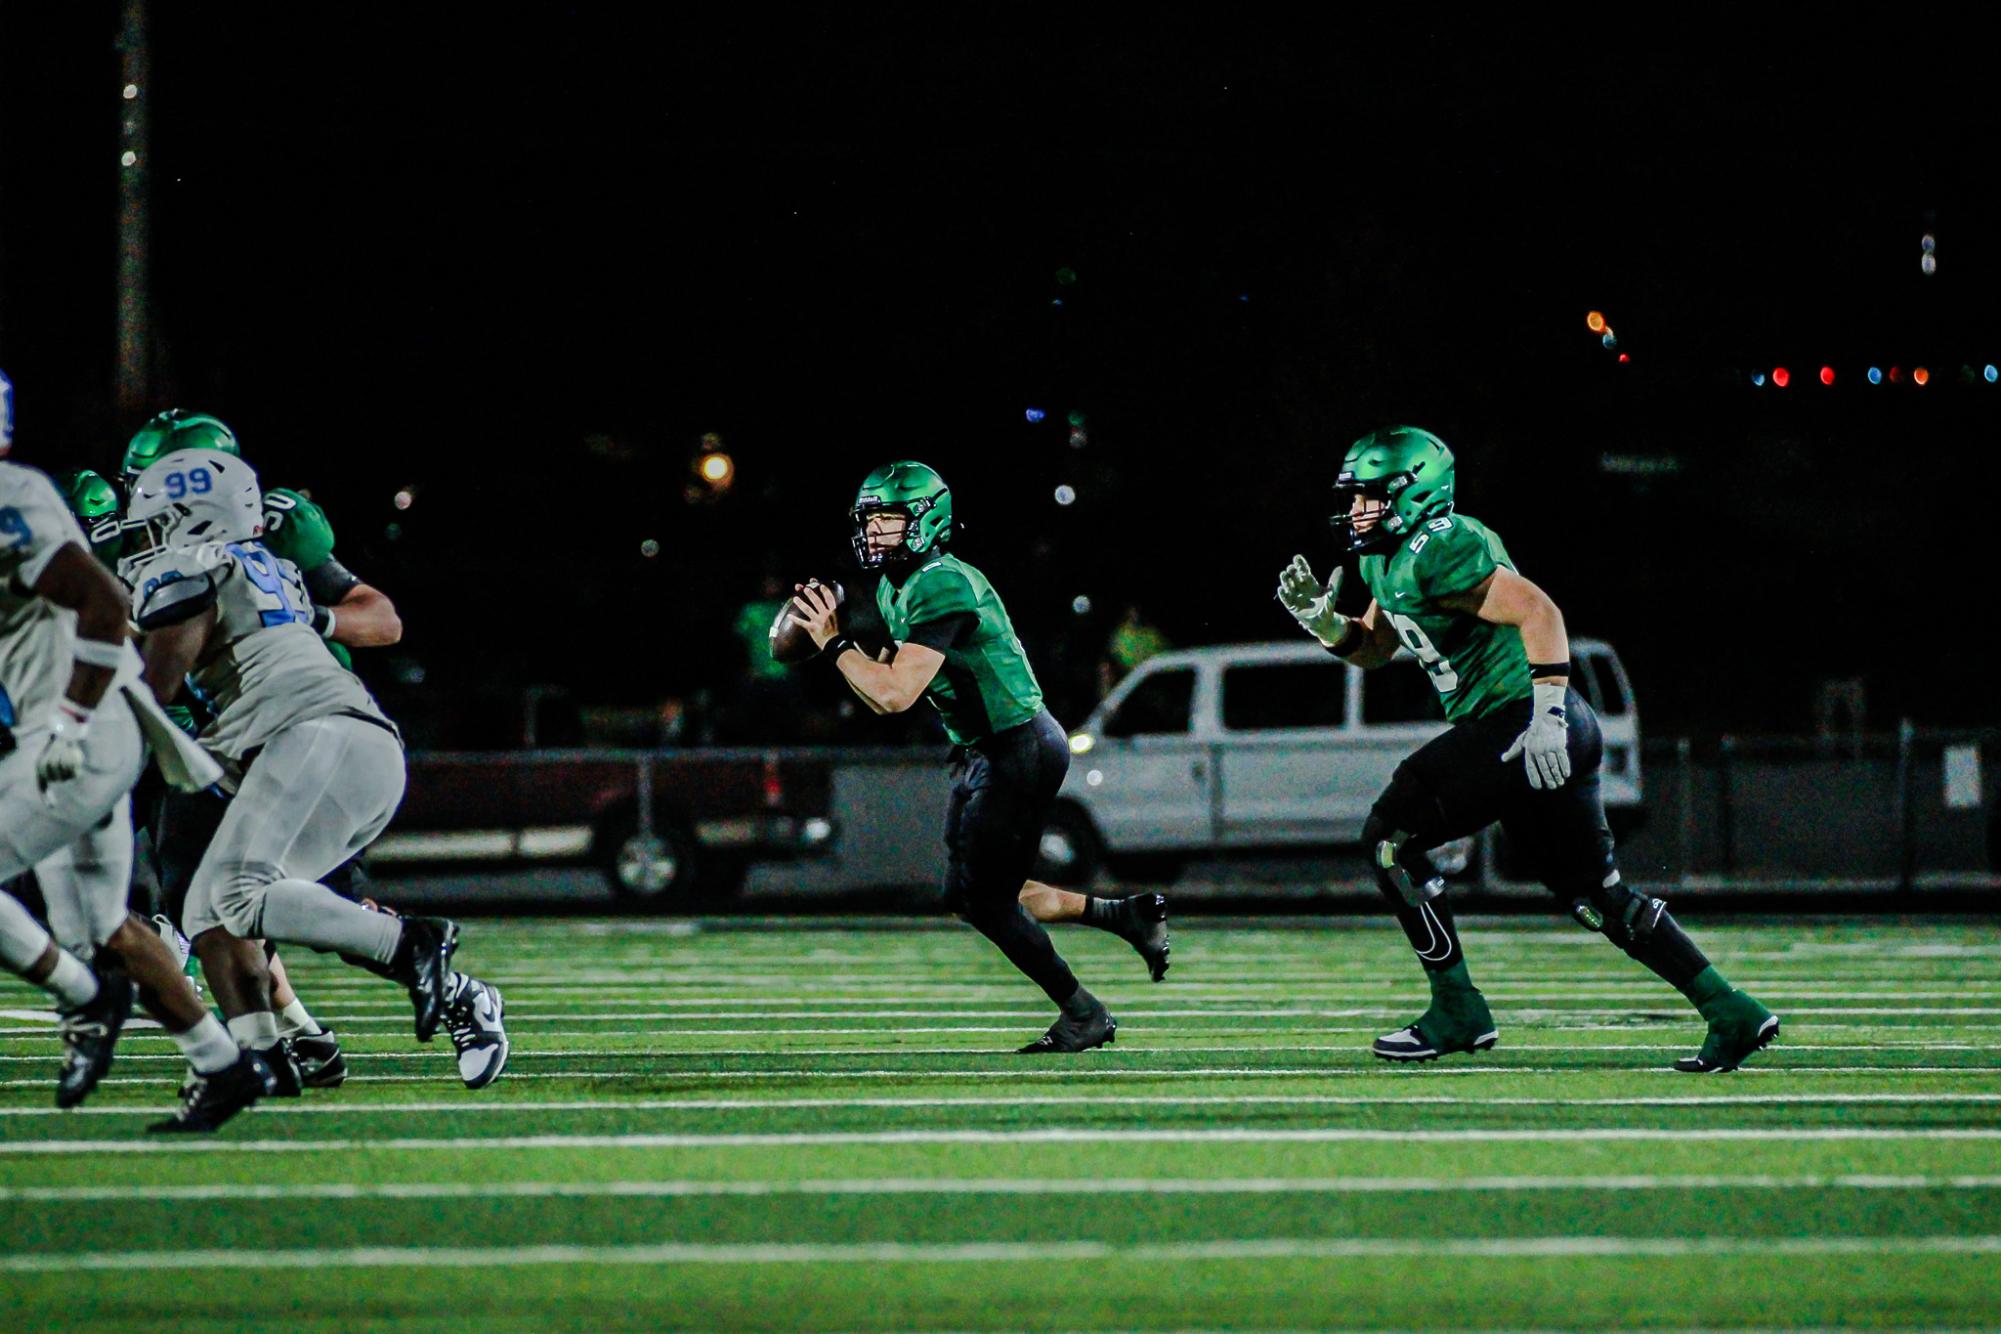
[
  {"left": 136, "top": 609, "right": 217, "bottom": 705},
  {"left": 1438, "top": 568, "right": 1569, "bottom": 684},
  {"left": 28, "top": 544, "right": 131, "bottom": 713},
  {"left": 1275, "top": 555, "right": 1400, "bottom": 668},
  {"left": 303, "top": 558, "right": 402, "bottom": 648},
  {"left": 788, "top": 582, "right": 945, "bottom": 714}
]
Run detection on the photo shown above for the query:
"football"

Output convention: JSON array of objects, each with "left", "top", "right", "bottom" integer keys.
[{"left": 768, "top": 578, "right": 846, "bottom": 664}]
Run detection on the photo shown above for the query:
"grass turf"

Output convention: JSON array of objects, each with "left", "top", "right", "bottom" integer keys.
[{"left": 1, "top": 915, "right": 1998, "bottom": 1330}]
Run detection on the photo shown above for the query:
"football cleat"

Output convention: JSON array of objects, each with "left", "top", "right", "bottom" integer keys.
[
  {"left": 1017, "top": 1003, "right": 1118, "bottom": 1055},
  {"left": 262, "top": 1039, "right": 304, "bottom": 1097},
  {"left": 55, "top": 962, "right": 135, "bottom": 1109},
  {"left": 290, "top": 1030, "right": 348, "bottom": 1089},
  {"left": 391, "top": 916, "right": 461, "bottom": 1042},
  {"left": 444, "top": 975, "right": 510, "bottom": 1090},
  {"left": 149, "top": 1051, "right": 276, "bottom": 1134},
  {"left": 1372, "top": 988, "right": 1499, "bottom": 1063},
  {"left": 1675, "top": 995, "right": 1781, "bottom": 1073},
  {"left": 1117, "top": 893, "right": 1172, "bottom": 983}
]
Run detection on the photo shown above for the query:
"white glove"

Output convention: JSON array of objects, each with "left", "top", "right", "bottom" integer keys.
[
  {"left": 1501, "top": 682, "right": 1571, "bottom": 790},
  {"left": 36, "top": 700, "right": 92, "bottom": 791},
  {"left": 1276, "top": 555, "right": 1351, "bottom": 648}
]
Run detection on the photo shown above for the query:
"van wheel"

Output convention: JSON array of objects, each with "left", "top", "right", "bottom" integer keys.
[
  {"left": 1035, "top": 803, "right": 1102, "bottom": 887},
  {"left": 595, "top": 809, "right": 703, "bottom": 909}
]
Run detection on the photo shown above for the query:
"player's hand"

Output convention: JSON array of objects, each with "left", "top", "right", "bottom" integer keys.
[
  {"left": 1275, "top": 555, "right": 1350, "bottom": 647},
  {"left": 35, "top": 701, "right": 92, "bottom": 793},
  {"left": 787, "top": 582, "right": 841, "bottom": 651},
  {"left": 1501, "top": 683, "right": 1572, "bottom": 790}
]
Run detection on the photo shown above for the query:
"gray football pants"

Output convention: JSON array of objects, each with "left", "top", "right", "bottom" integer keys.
[
  {"left": 181, "top": 714, "right": 405, "bottom": 964},
  {"left": 0, "top": 698, "right": 144, "bottom": 967}
]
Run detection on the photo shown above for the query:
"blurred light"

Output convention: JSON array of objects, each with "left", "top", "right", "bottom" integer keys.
[
  {"left": 1867, "top": 367, "right": 1883, "bottom": 384},
  {"left": 1067, "top": 410, "right": 1086, "bottom": 426},
  {"left": 1237, "top": 292, "right": 1250, "bottom": 302},
  {"left": 119, "top": 150, "right": 137, "bottom": 167},
  {"left": 1024, "top": 407, "right": 1046, "bottom": 424},
  {"left": 802, "top": 817, "right": 834, "bottom": 845},
  {"left": 1750, "top": 372, "right": 1767, "bottom": 387},
  {"left": 1053, "top": 485, "right": 1077, "bottom": 506},
  {"left": 1055, "top": 266, "right": 1078, "bottom": 286},
  {"left": 1068, "top": 427, "right": 1088, "bottom": 449},
  {"left": 122, "top": 84, "right": 138, "bottom": 100},
  {"left": 1071, "top": 595, "right": 1092, "bottom": 615},
  {"left": 1986, "top": 365, "right": 1998, "bottom": 383},
  {"left": 1600, "top": 332, "right": 1617, "bottom": 350},
  {"left": 1922, "top": 232, "right": 1937, "bottom": 253},
  {"left": 1914, "top": 367, "right": 1930, "bottom": 386},
  {"left": 384, "top": 523, "right": 403, "bottom": 542},
  {"left": 699, "top": 451, "right": 734, "bottom": 484},
  {"left": 1922, "top": 253, "right": 1937, "bottom": 275},
  {"left": 1068, "top": 732, "right": 1095, "bottom": 755},
  {"left": 1819, "top": 366, "right": 1835, "bottom": 386},
  {"left": 392, "top": 488, "right": 414, "bottom": 510},
  {"left": 640, "top": 539, "right": 660, "bottom": 558},
  {"left": 1888, "top": 366, "right": 1903, "bottom": 384},
  {"left": 1050, "top": 298, "right": 1064, "bottom": 307},
  {"left": 1586, "top": 311, "right": 1606, "bottom": 333},
  {"left": 1085, "top": 768, "right": 1104, "bottom": 787},
  {"left": 1617, "top": 353, "right": 1630, "bottom": 363},
  {"left": 1771, "top": 367, "right": 1790, "bottom": 388}
]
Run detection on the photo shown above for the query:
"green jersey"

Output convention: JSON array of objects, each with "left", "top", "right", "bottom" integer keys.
[
  {"left": 876, "top": 553, "right": 1043, "bottom": 745},
  {"left": 1357, "top": 511, "right": 1530, "bottom": 724},
  {"left": 260, "top": 488, "right": 354, "bottom": 671}
]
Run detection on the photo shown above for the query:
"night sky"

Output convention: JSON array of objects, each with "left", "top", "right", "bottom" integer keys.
[{"left": 2, "top": 9, "right": 1996, "bottom": 739}]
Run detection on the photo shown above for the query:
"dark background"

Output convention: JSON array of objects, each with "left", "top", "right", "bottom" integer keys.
[{"left": 3, "top": 9, "right": 1995, "bottom": 741}]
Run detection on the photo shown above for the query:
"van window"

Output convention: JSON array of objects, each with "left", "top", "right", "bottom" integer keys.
[
  {"left": 1222, "top": 661, "right": 1347, "bottom": 731},
  {"left": 1579, "top": 652, "right": 1629, "bottom": 716},
  {"left": 1103, "top": 668, "right": 1195, "bottom": 738},
  {"left": 1361, "top": 659, "right": 1442, "bottom": 724}
]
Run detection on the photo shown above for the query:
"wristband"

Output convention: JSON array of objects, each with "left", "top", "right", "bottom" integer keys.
[
  {"left": 1528, "top": 660, "right": 1571, "bottom": 680},
  {"left": 72, "top": 638, "right": 127, "bottom": 670},
  {"left": 312, "top": 605, "right": 338, "bottom": 640},
  {"left": 823, "top": 635, "right": 860, "bottom": 662},
  {"left": 1322, "top": 619, "right": 1364, "bottom": 657}
]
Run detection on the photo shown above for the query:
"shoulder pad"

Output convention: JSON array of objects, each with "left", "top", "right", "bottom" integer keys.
[
  {"left": 132, "top": 552, "right": 220, "bottom": 631},
  {"left": 262, "top": 488, "right": 337, "bottom": 570}
]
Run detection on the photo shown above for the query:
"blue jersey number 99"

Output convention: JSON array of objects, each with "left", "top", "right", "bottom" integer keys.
[{"left": 164, "top": 468, "right": 214, "bottom": 500}]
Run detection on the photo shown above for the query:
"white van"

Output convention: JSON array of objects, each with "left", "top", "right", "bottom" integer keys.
[{"left": 1038, "top": 637, "right": 1641, "bottom": 884}]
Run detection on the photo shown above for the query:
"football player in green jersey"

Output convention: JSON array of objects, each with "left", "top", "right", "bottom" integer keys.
[
  {"left": 1278, "top": 426, "right": 1778, "bottom": 1073},
  {"left": 58, "top": 470, "right": 126, "bottom": 569},
  {"left": 790, "top": 461, "right": 1158, "bottom": 1050}
]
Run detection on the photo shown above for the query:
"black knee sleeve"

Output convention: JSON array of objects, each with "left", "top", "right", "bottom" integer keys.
[{"left": 1576, "top": 875, "right": 1709, "bottom": 988}]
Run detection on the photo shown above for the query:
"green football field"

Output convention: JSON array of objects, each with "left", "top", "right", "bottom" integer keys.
[{"left": 2, "top": 914, "right": 1999, "bottom": 1331}]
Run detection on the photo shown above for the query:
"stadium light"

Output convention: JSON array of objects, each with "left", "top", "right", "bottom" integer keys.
[
  {"left": 1772, "top": 367, "right": 1790, "bottom": 388},
  {"left": 1586, "top": 311, "right": 1606, "bottom": 333},
  {"left": 1024, "top": 407, "right": 1046, "bottom": 424},
  {"left": 1819, "top": 366, "right": 1835, "bottom": 386},
  {"left": 1913, "top": 367, "right": 1930, "bottom": 386},
  {"left": 699, "top": 451, "right": 734, "bottom": 485},
  {"left": 1867, "top": 367, "right": 1883, "bottom": 384},
  {"left": 1986, "top": 365, "right": 1998, "bottom": 384},
  {"left": 1750, "top": 371, "right": 1767, "bottom": 387}
]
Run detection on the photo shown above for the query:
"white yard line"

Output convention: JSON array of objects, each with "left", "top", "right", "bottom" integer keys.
[
  {"left": 6, "top": 1092, "right": 1998, "bottom": 1118},
  {"left": 5, "top": 1127, "right": 2001, "bottom": 1155},
  {"left": 4, "top": 1173, "right": 1999, "bottom": 1204},
  {"left": 5, "top": 1234, "right": 2001, "bottom": 1272}
]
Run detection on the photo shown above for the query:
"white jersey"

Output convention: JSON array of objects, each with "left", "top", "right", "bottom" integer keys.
[
  {"left": 0, "top": 461, "right": 94, "bottom": 726},
  {"left": 126, "top": 538, "right": 393, "bottom": 764}
]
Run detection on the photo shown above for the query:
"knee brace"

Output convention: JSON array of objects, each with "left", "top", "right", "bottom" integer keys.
[
  {"left": 1572, "top": 872, "right": 1667, "bottom": 946},
  {"left": 1362, "top": 811, "right": 1444, "bottom": 907}
]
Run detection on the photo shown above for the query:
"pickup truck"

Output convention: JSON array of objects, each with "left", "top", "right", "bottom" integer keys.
[
  {"left": 1037, "top": 637, "right": 1641, "bottom": 885},
  {"left": 369, "top": 748, "right": 838, "bottom": 907}
]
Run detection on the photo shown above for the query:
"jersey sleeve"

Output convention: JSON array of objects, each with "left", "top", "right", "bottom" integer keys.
[
  {"left": 130, "top": 548, "right": 222, "bottom": 631},
  {"left": 261, "top": 488, "right": 337, "bottom": 571},
  {"left": 1411, "top": 517, "right": 1500, "bottom": 602},
  {"left": 0, "top": 468, "right": 87, "bottom": 591},
  {"left": 900, "top": 561, "right": 979, "bottom": 632}
]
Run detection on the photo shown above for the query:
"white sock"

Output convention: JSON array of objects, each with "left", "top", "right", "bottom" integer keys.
[
  {"left": 226, "top": 1010, "right": 280, "bottom": 1051},
  {"left": 258, "top": 880, "right": 401, "bottom": 963},
  {"left": 45, "top": 951, "right": 99, "bottom": 1009},
  {"left": 278, "top": 998, "right": 323, "bottom": 1038},
  {"left": 172, "top": 1014, "right": 239, "bottom": 1075},
  {"left": 0, "top": 895, "right": 57, "bottom": 973}
]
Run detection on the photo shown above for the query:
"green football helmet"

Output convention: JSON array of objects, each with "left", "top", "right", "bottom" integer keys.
[
  {"left": 59, "top": 468, "right": 126, "bottom": 564},
  {"left": 122, "top": 409, "right": 240, "bottom": 492},
  {"left": 850, "top": 461, "right": 954, "bottom": 569},
  {"left": 1331, "top": 425, "right": 1457, "bottom": 554}
]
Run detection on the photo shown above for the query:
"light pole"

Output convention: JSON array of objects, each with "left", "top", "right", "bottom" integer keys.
[{"left": 115, "top": 0, "right": 150, "bottom": 416}]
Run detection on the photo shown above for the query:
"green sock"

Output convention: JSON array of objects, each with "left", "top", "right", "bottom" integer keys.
[
  {"left": 1427, "top": 959, "right": 1480, "bottom": 1002},
  {"left": 1680, "top": 965, "right": 1735, "bottom": 1018}
]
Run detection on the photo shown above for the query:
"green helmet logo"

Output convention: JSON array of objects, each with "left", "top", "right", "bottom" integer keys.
[
  {"left": 122, "top": 409, "right": 240, "bottom": 491},
  {"left": 1331, "top": 425, "right": 1457, "bottom": 554},
  {"left": 851, "top": 461, "right": 953, "bottom": 569}
]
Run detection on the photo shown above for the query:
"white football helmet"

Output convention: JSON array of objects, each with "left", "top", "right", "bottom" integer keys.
[{"left": 127, "top": 448, "right": 263, "bottom": 553}]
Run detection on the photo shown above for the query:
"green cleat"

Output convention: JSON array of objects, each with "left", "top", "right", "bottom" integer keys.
[
  {"left": 1675, "top": 991, "right": 1780, "bottom": 1073},
  {"left": 1373, "top": 968, "right": 1498, "bottom": 1063}
]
